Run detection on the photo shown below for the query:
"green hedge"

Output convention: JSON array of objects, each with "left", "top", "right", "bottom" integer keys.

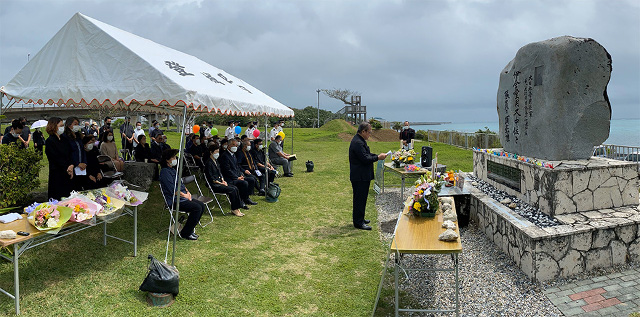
[{"left": 0, "top": 143, "right": 42, "bottom": 208}]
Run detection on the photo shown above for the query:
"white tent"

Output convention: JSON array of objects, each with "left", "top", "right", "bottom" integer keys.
[
  {"left": 1, "top": 12, "right": 293, "bottom": 118},
  {"left": 1, "top": 12, "right": 293, "bottom": 266}
]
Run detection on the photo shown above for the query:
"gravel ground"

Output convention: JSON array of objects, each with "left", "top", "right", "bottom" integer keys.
[{"left": 375, "top": 188, "right": 563, "bottom": 317}]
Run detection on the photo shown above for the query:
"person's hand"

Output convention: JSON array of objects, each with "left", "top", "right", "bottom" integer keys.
[
  {"left": 97, "top": 173, "right": 103, "bottom": 181},
  {"left": 89, "top": 175, "right": 97, "bottom": 182},
  {"left": 378, "top": 153, "right": 388, "bottom": 160},
  {"left": 78, "top": 163, "right": 87, "bottom": 170},
  {"left": 244, "top": 170, "right": 251, "bottom": 175},
  {"left": 67, "top": 165, "right": 74, "bottom": 178},
  {"left": 238, "top": 176, "right": 244, "bottom": 180},
  {"left": 222, "top": 180, "right": 228, "bottom": 186}
]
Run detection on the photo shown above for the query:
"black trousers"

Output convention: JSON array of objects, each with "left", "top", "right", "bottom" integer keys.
[
  {"left": 177, "top": 199, "right": 205, "bottom": 236},
  {"left": 351, "top": 180, "right": 371, "bottom": 227},
  {"left": 229, "top": 179, "right": 252, "bottom": 200},
  {"left": 210, "top": 184, "right": 243, "bottom": 210}
]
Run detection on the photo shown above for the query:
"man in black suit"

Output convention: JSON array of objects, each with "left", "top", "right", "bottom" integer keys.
[
  {"left": 218, "top": 138, "right": 258, "bottom": 206},
  {"left": 349, "top": 122, "right": 387, "bottom": 230}
]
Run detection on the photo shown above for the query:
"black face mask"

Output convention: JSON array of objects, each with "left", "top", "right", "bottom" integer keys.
[{"left": 106, "top": 123, "right": 111, "bottom": 126}]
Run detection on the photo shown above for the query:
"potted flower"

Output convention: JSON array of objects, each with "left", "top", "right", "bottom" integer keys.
[{"left": 407, "top": 172, "right": 444, "bottom": 217}]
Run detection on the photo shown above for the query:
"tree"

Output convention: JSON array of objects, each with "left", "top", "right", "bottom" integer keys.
[
  {"left": 321, "top": 88, "right": 360, "bottom": 105},
  {"left": 391, "top": 121, "right": 402, "bottom": 132},
  {"left": 369, "top": 118, "right": 382, "bottom": 130}
]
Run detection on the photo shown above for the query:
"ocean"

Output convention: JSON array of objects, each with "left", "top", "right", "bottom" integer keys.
[{"left": 415, "top": 118, "right": 640, "bottom": 147}]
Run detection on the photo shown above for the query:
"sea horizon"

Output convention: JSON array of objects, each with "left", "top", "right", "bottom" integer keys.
[{"left": 414, "top": 118, "right": 640, "bottom": 147}]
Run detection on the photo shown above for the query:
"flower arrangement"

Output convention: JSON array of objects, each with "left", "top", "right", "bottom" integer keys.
[
  {"left": 107, "top": 181, "right": 141, "bottom": 206},
  {"left": 58, "top": 197, "right": 100, "bottom": 223},
  {"left": 391, "top": 149, "right": 416, "bottom": 167},
  {"left": 404, "top": 164, "right": 420, "bottom": 172},
  {"left": 27, "top": 202, "right": 72, "bottom": 231},
  {"left": 407, "top": 172, "right": 444, "bottom": 217}
]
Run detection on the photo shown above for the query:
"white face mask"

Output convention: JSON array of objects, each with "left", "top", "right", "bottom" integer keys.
[
  {"left": 72, "top": 125, "right": 81, "bottom": 133},
  {"left": 213, "top": 153, "right": 220, "bottom": 160},
  {"left": 230, "top": 146, "right": 238, "bottom": 153},
  {"left": 85, "top": 143, "right": 94, "bottom": 151},
  {"left": 195, "top": 139, "right": 201, "bottom": 145},
  {"left": 107, "top": 135, "right": 114, "bottom": 141},
  {"left": 57, "top": 126, "right": 65, "bottom": 135},
  {"left": 259, "top": 145, "right": 264, "bottom": 150},
  {"left": 170, "top": 159, "right": 178, "bottom": 167},
  {"left": 11, "top": 132, "right": 19, "bottom": 138},
  {"left": 222, "top": 144, "right": 228, "bottom": 149},
  {"left": 279, "top": 141, "right": 283, "bottom": 145},
  {"left": 403, "top": 126, "right": 409, "bottom": 130},
  {"left": 204, "top": 140, "right": 209, "bottom": 145},
  {"left": 246, "top": 145, "right": 251, "bottom": 151},
  {"left": 93, "top": 132, "right": 98, "bottom": 136},
  {"left": 136, "top": 126, "right": 141, "bottom": 130}
]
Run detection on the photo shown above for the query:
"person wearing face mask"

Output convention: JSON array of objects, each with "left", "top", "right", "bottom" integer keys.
[
  {"left": 186, "top": 134, "right": 205, "bottom": 167},
  {"left": 399, "top": 121, "right": 415, "bottom": 150},
  {"left": 218, "top": 138, "right": 258, "bottom": 207},
  {"left": 32, "top": 125, "right": 46, "bottom": 153},
  {"left": 44, "top": 117, "right": 74, "bottom": 200},
  {"left": 99, "top": 116, "right": 113, "bottom": 142},
  {"left": 18, "top": 117, "right": 31, "bottom": 148},
  {"left": 150, "top": 121, "right": 164, "bottom": 142},
  {"left": 238, "top": 135, "right": 265, "bottom": 195},
  {"left": 120, "top": 117, "right": 135, "bottom": 160},
  {"left": 225, "top": 120, "right": 236, "bottom": 140},
  {"left": 268, "top": 134, "right": 293, "bottom": 177},
  {"left": 250, "top": 138, "right": 277, "bottom": 184},
  {"left": 204, "top": 144, "right": 245, "bottom": 216},
  {"left": 159, "top": 149, "right": 204, "bottom": 240},
  {"left": 82, "top": 135, "right": 106, "bottom": 190},
  {"left": 1, "top": 119, "right": 25, "bottom": 148},
  {"left": 89, "top": 123, "right": 99, "bottom": 137},
  {"left": 82, "top": 121, "right": 91, "bottom": 136},
  {"left": 132, "top": 121, "right": 145, "bottom": 152},
  {"left": 99, "top": 130, "right": 125, "bottom": 172},
  {"left": 64, "top": 116, "right": 88, "bottom": 190},
  {"left": 245, "top": 122, "right": 256, "bottom": 140}
]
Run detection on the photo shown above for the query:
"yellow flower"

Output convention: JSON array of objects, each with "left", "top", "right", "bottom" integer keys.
[
  {"left": 106, "top": 197, "right": 111, "bottom": 204},
  {"left": 413, "top": 201, "right": 421, "bottom": 210}
]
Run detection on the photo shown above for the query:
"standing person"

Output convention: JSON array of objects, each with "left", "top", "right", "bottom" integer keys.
[
  {"left": 269, "top": 121, "right": 281, "bottom": 141},
  {"left": 224, "top": 120, "right": 236, "bottom": 140},
  {"left": 89, "top": 122, "right": 99, "bottom": 137},
  {"left": 32, "top": 126, "right": 46, "bottom": 154},
  {"left": 204, "top": 144, "right": 245, "bottom": 217},
  {"left": 399, "top": 121, "right": 415, "bottom": 149},
  {"left": 159, "top": 149, "right": 204, "bottom": 241},
  {"left": 132, "top": 121, "right": 145, "bottom": 154},
  {"left": 99, "top": 117, "right": 112, "bottom": 141},
  {"left": 65, "top": 116, "right": 87, "bottom": 191},
  {"left": 245, "top": 122, "right": 256, "bottom": 140},
  {"left": 120, "top": 117, "right": 135, "bottom": 160},
  {"left": 1, "top": 120, "right": 25, "bottom": 148},
  {"left": 149, "top": 119, "right": 157, "bottom": 140},
  {"left": 349, "top": 122, "right": 387, "bottom": 230},
  {"left": 82, "top": 121, "right": 92, "bottom": 135},
  {"left": 150, "top": 120, "right": 164, "bottom": 142},
  {"left": 83, "top": 135, "right": 106, "bottom": 190},
  {"left": 18, "top": 117, "right": 31, "bottom": 148},
  {"left": 44, "top": 117, "right": 74, "bottom": 200},
  {"left": 268, "top": 134, "right": 293, "bottom": 177}
]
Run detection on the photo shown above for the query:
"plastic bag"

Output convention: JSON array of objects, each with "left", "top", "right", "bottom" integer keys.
[{"left": 139, "top": 254, "right": 180, "bottom": 295}]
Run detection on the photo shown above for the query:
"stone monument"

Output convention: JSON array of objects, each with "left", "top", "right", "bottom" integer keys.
[{"left": 497, "top": 36, "right": 611, "bottom": 161}]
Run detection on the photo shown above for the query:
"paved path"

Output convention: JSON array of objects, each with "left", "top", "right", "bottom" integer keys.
[{"left": 544, "top": 268, "right": 640, "bottom": 316}]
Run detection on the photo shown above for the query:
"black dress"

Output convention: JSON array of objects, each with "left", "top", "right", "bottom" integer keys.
[
  {"left": 135, "top": 143, "right": 152, "bottom": 162},
  {"left": 204, "top": 158, "right": 243, "bottom": 210},
  {"left": 45, "top": 134, "right": 74, "bottom": 200}
]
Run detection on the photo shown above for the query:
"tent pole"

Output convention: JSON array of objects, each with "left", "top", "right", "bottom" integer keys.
[
  {"left": 264, "top": 114, "right": 268, "bottom": 189},
  {"left": 170, "top": 105, "right": 188, "bottom": 266}
]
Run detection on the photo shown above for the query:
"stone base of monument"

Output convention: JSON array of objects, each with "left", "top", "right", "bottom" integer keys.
[
  {"left": 473, "top": 149, "right": 639, "bottom": 216},
  {"left": 123, "top": 162, "right": 156, "bottom": 192},
  {"left": 469, "top": 186, "right": 640, "bottom": 282}
]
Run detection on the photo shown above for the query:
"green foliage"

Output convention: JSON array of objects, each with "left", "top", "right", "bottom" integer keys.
[
  {"left": 320, "top": 119, "right": 357, "bottom": 133},
  {"left": 475, "top": 126, "right": 497, "bottom": 134},
  {"left": 369, "top": 118, "right": 383, "bottom": 130},
  {"left": 391, "top": 121, "right": 402, "bottom": 131},
  {"left": 112, "top": 118, "right": 124, "bottom": 128},
  {"left": 291, "top": 106, "right": 341, "bottom": 128},
  {"left": 0, "top": 143, "right": 42, "bottom": 208},
  {"left": 415, "top": 129, "right": 428, "bottom": 140}
]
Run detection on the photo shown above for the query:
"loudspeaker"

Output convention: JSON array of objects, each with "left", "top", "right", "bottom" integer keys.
[{"left": 421, "top": 146, "right": 432, "bottom": 168}]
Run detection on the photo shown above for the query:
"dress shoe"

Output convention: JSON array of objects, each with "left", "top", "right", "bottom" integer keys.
[
  {"left": 179, "top": 232, "right": 198, "bottom": 240},
  {"left": 244, "top": 198, "right": 258, "bottom": 205},
  {"left": 284, "top": 173, "right": 293, "bottom": 177},
  {"left": 192, "top": 233, "right": 199, "bottom": 239},
  {"left": 257, "top": 190, "right": 266, "bottom": 196},
  {"left": 364, "top": 219, "right": 370, "bottom": 224},
  {"left": 354, "top": 224, "right": 372, "bottom": 230},
  {"left": 241, "top": 204, "right": 250, "bottom": 210}
]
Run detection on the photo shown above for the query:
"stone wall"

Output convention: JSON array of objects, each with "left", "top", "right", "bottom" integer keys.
[
  {"left": 473, "top": 150, "right": 639, "bottom": 216},
  {"left": 469, "top": 186, "right": 640, "bottom": 282}
]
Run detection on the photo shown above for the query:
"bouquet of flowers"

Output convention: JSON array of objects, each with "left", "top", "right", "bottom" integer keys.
[
  {"left": 58, "top": 196, "right": 101, "bottom": 223},
  {"left": 107, "top": 181, "right": 141, "bottom": 206},
  {"left": 404, "top": 164, "right": 420, "bottom": 172},
  {"left": 391, "top": 149, "right": 416, "bottom": 167},
  {"left": 406, "top": 172, "right": 444, "bottom": 217},
  {"left": 27, "top": 201, "right": 72, "bottom": 231}
]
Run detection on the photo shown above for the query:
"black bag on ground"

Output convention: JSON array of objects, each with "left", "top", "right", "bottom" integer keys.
[
  {"left": 265, "top": 183, "right": 281, "bottom": 203},
  {"left": 139, "top": 254, "right": 180, "bottom": 295}
]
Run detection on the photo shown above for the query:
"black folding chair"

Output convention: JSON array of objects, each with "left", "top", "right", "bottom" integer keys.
[
  {"left": 97, "top": 155, "right": 123, "bottom": 180},
  {"left": 182, "top": 175, "right": 214, "bottom": 227}
]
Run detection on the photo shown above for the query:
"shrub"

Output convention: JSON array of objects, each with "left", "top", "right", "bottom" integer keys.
[
  {"left": 0, "top": 143, "right": 42, "bottom": 208},
  {"left": 415, "top": 130, "right": 428, "bottom": 140},
  {"left": 368, "top": 118, "right": 383, "bottom": 130}
]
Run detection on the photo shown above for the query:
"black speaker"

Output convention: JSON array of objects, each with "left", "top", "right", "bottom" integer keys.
[{"left": 421, "top": 146, "right": 432, "bottom": 168}]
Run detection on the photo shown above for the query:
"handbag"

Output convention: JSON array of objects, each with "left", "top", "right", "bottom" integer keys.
[
  {"left": 265, "top": 183, "right": 281, "bottom": 203},
  {"left": 139, "top": 254, "right": 180, "bottom": 295}
]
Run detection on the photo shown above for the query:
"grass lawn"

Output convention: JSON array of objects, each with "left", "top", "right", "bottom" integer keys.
[{"left": 0, "top": 122, "right": 472, "bottom": 316}]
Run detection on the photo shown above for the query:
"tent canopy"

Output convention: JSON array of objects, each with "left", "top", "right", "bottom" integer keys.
[{"left": 1, "top": 12, "right": 293, "bottom": 118}]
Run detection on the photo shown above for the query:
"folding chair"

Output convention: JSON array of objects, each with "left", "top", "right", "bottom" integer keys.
[
  {"left": 97, "top": 155, "right": 123, "bottom": 180},
  {"left": 268, "top": 157, "right": 283, "bottom": 178},
  {"left": 200, "top": 157, "right": 230, "bottom": 216},
  {"left": 158, "top": 184, "right": 187, "bottom": 234},
  {"left": 182, "top": 175, "right": 215, "bottom": 227},
  {"left": 120, "top": 149, "right": 134, "bottom": 162},
  {"left": 183, "top": 153, "right": 202, "bottom": 178}
]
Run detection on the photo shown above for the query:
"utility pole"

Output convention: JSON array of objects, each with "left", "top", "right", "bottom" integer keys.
[{"left": 316, "top": 89, "right": 321, "bottom": 128}]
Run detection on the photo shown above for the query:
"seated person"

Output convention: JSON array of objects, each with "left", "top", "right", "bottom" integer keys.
[
  {"left": 135, "top": 134, "right": 155, "bottom": 163},
  {"left": 186, "top": 134, "right": 205, "bottom": 167},
  {"left": 159, "top": 149, "right": 204, "bottom": 241},
  {"left": 99, "top": 130, "right": 124, "bottom": 172},
  {"left": 83, "top": 135, "right": 107, "bottom": 189},
  {"left": 238, "top": 135, "right": 266, "bottom": 195},
  {"left": 250, "top": 138, "right": 277, "bottom": 183},
  {"left": 218, "top": 138, "right": 258, "bottom": 207},
  {"left": 219, "top": 138, "right": 228, "bottom": 151},
  {"left": 203, "top": 144, "right": 245, "bottom": 216},
  {"left": 268, "top": 135, "right": 293, "bottom": 177},
  {"left": 2, "top": 120, "right": 25, "bottom": 148}
]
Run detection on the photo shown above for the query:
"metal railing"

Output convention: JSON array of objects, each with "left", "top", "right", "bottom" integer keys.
[
  {"left": 423, "top": 130, "right": 501, "bottom": 149},
  {"left": 592, "top": 144, "right": 640, "bottom": 161}
]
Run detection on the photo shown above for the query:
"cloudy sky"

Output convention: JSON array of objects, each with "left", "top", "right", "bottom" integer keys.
[{"left": 1, "top": 0, "right": 638, "bottom": 123}]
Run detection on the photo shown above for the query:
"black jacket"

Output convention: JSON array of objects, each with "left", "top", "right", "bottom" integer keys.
[
  {"left": 400, "top": 128, "right": 415, "bottom": 142},
  {"left": 237, "top": 148, "right": 256, "bottom": 171},
  {"left": 349, "top": 133, "right": 379, "bottom": 182},
  {"left": 204, "top": 158, "right": 224, "bottom": 184},
  {"left": 150, "top": 141, "right": 163, "bottom": 161},
  {"left": 219, "top": 150, "right": 242, "bottom": 181},
  {"left": 135, "top": 143, "right": 152, "bottom": 162}
]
